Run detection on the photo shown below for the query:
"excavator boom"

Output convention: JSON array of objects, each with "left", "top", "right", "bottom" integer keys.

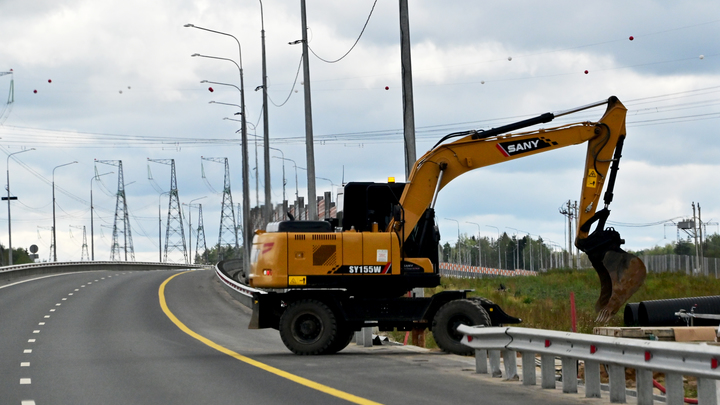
[{"left": 391, "top": 96, "right": 646, "bottom": 322}]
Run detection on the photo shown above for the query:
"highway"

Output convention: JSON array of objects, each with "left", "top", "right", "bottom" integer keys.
[{"left": 0, "top": 269, "right": 590, "bottom": 405}]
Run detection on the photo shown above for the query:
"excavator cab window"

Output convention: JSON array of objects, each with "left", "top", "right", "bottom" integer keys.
[{"left": 341, "top": 182, "right": 406, "bottom": 232}]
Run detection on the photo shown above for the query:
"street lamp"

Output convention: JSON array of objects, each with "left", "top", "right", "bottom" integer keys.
[
  {"left": 269, "top": 147, "right": 286, "bottom": 219},
  {"left": 486, "top": 225, "right": 501, "bottom": 269},
  {"left": 90, "top": 171, "right": 114, "bottom": 261},
  {"left": 444, "top": 218, "right": 460, "bottom": 264},
  {"left": 53, "top": 161, "right": 78, "bottom": 262},
  {"left": 6, "top": 148, "right": 35, "bottom": 265},
  {"left": 186, "top": 25, "right": 252, "bottom": 269},
  {"left": 466, "top": 221, "right": 482, "bottom": 267},
  {"left": 185, "top": 196, "right": 206, "bottom": 264},
  {"left": 274, "top": 156, "right": 299, "bottom": 204},
  {"left": 158, "top": 191, "right": 169, "bottom": 262}
]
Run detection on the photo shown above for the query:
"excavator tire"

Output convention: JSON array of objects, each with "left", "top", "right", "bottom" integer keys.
[
  {"left": 325, "top": 323, "right": 355, "bottom": 354},
  {"left": 279, "top": 299, "right": 340, "bottom": 355},
  {"left": 432, "top": 299, "right": 491, "bottom": 356}
]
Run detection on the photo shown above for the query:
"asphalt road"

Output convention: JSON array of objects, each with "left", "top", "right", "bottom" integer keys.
[{"left": 0, "top": 269, "right": 600, "bottom": 405}]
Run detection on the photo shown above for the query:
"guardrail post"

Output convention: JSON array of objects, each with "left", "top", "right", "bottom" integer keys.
[
  {"left": 584, "top": 360, "right": 601, "bottom": 398},
  {"left": 541, "top": 354, "right": 555, "bottom": 389},
  {"left": 636, "top": 368, "right": 653, "bottom": 405},
  {"left": 503, "top": 350, "right": 518, "bottom": 380},
  {"left": 561, "top": 357, "right": 577, "bottom": 393},
  {"left": 608, "top": 364, "right": 626, "bottom": 403},
  {"left": 521, "top": 351, "right": 536, "bottom": 385},
  {"left": 665, "top": 372, "right": 683, "bottom": 405},
  {"left": 698, "top": 377, "right": 718, "bottom": 405},
  {"left": 489, "top": 350, "right": 502, "bottom": 377},
  {"left": 475, "top": 349, "right": 488, "bottom": 374}
]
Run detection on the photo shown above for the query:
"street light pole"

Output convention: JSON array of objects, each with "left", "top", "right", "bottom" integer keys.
[
  {"left": 6, "top": 148, "right": 34, "bottom": 265},
  {"left": 52, "top": 161, "right": 77, "bottom": 262},
  {"left": 444, "top": 218, "right": 460, "bottom": 264},
  {"left": 486, "top": 225, "right": 501, "bottom": 269},
  {"left": 466, "top": 221, "right": 482, "bottom": 267},
  {"left": 158, "top": 191, "right": 169, "bottom": 262},
  {"left": 274, "top": 156, "right": 298, "bottom": 215},
  {"left": 269, "top": 147, "right": 286, "bottom": 219},
  {"left": 185, "top": 23, "right": 252, "bottom": 281},
  {"left": 90, "top": 171, "right": 113, "bottom": 261}
]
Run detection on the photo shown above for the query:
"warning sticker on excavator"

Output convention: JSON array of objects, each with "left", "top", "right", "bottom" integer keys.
[
  {"left": 586, "top": 169, "right": 598, "bottom": 188},
  {"left": 289, "top": 276, "right": 307, "bottom": 285}
]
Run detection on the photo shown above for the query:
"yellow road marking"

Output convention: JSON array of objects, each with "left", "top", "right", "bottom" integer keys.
[{"left": 159, "top": 271, "right": 382, "bottom": 405}]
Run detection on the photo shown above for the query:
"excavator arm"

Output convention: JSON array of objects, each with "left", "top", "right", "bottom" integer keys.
[{"left": 390, "top": 96, "right": 646, "bottom": 322}]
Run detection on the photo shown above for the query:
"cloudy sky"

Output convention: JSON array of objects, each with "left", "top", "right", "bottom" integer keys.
[{"left": 0, "top": 0, "right": 718, "bottom": 263}]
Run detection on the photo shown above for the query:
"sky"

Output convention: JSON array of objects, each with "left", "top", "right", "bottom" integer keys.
[{"left": 0, "top": 0, "right": 718, "bottom": 263}]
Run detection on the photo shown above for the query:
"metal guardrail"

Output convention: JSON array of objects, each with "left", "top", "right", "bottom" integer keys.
[
  {"left": 214, "top": 261, "right": 264, "bottom": 308},
  {"left": 0, "top": 261, "right": 206, "bottom": 284},
  {"left": 459, "top": 325, "right": 720, "bottom": 405}
]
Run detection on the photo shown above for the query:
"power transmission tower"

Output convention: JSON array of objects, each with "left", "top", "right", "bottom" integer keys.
[
  {"left": 95, "top": 160, "right": 135, "bottom": 261},
  {"left": 201, "top": 157, "right": 239, "bottom": 253},
  {"left": 148, "top": 158, "right": 187, "bottom": 263},
  {"left": 1, "top": 70, "right": 14, "bottom": 125},
  {"left": 195, "top": 203, "right": 208, "bottom": 264},
  {"left": 70, "top": 225, "right": 90, "bottom": 261}
]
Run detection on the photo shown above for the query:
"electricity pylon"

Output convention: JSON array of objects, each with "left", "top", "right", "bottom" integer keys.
[
  {"left": 37, "top": 226, "right": 53, "bottom": 262},
  {"left": 95, "top": 160, "right": 135, "bottom": 261},
  {"left": 70, "top": 225, "right": 89, "bottom": 261},
  {"left": 201, "top": 157, "right": 239, "bottom": 251},
  {"left": 195, "top": 203, "right": 208, "bottom": 264},
  {"left": 148, "top": 158, "right": 187, "bottom": 263}
]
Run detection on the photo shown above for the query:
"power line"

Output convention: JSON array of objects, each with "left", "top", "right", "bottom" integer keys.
[{"left": 308, "top": 0, "right": 378, "bottom": 64}]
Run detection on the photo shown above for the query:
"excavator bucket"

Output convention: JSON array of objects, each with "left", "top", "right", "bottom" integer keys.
[{"left": 576, "top": 213, "right": 647, "bottom": 323}]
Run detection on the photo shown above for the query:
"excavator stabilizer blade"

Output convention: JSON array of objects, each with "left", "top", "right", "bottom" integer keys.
[
  {"left": 594, "top": 248, "right": 646, "bottom": 323},
  {"left": 576, "top": 224, "right": 647, "bottom": 323}
]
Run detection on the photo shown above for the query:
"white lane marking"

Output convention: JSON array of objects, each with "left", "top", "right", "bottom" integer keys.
[
  {"left": 0, "top": 271, "right": 88, "bottom": 290},
  {"left": 94, "top": 279, "right": 99, "bottom": 281},
  {"left": 38, "top": 322, "right": 45, "bottom": 326},
  {"left": 55, "top": 303, "right": 61, "bottom": 306},
  {"left": 21, "top": 362, "right": 30, "bottom": 367},
  {"left": 22, "top": 400, "right": 36, "bottom": 405},
  {"left": 74, "top": 289, "right": 79, "bottom": 291},
  {"left": 80, "top": 285, "right": 86, "bottom": 288},
  {"left": 20, "top": 378, "right": 31, "bottom": 384},
  {"left": 62, "top": 298, "right": 67, "bottom": 300},
  {"left": 32, "top": 330, "right": 40, "bottom": 334},
  {"left": 68, "top": 293, "right": 73, "bottom": 295},
  {"left": 49, "top": 309, "right": 55, "bottom": 312},
  {"left": 23, "top": 349, "right": 32, "bottom": 353},
  {"left": 28, "top": 339, "right": 36, "bottom": 343},
  {"left": 44, "top": 315, "right": 50, "bottom": 318}
]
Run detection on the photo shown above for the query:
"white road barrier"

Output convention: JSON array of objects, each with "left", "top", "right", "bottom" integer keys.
[{"left": 458, "top": 325, "right": 720, "bottom": 405}]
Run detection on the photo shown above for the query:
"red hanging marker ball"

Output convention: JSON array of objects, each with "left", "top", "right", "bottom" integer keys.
[
  {"left": 584, "top": 70, "right": 589, "bottom": 74},
  {"left": 208, "top": 87, "right": 214, "bottom": 92},
  {"left": 629, "top": 36, "right": 634, "bottom": 41},
  {"left": 33, "top": 89, "right": 37, "bottom": 93},
  {"left": 385, "top": 86, "right": 389, "bottom": 90},
  {"left": 48, "top": 79, "right": 52, "bottom": 83}
]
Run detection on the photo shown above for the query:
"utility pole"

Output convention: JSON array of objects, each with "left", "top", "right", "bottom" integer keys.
[
  {"left": 559, "top": 200, "right": 575, "bottom": 269},
  {"left": 693, "top": 202, "right": 701, "bottom": 274},
  {"left": 399, "top": 0, "right": 416, "bottom": 179},
  {"left": 299, "top": 0, "right": 317, "bottom": 220},
  {"left": 259, "top": 0, "right": 272, "bottom": 225}
]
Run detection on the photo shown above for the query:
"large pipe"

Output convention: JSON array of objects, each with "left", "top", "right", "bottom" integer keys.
[{"left": 625, "top": 295, "right": 720, "bottom": 327}]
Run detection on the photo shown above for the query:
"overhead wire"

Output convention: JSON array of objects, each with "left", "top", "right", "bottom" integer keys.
[{"left": 308, "top": 0, "right": 378, "bottom": 64}]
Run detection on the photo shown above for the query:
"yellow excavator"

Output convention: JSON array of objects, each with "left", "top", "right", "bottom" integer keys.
[{"left": 247, "top": 96, "right": 646, "bottom": 355}]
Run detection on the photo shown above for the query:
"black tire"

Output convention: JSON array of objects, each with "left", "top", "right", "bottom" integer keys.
[
  {"left": 325, "top": 324, "right": 355, "bottom": 354},
  {"left": 432, "top": 299, "right": 491, "bottom": 356},
  {"left": 279, "top": 299, "right": 339, "bottom": 355}
]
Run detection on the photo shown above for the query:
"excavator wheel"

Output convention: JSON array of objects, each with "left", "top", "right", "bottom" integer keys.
[
  {"left": 432, "top": 299, "right": 491, "bottom": 356},
  {"left": 279, "top": 299, "right": 340, "bottom": 355}
]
